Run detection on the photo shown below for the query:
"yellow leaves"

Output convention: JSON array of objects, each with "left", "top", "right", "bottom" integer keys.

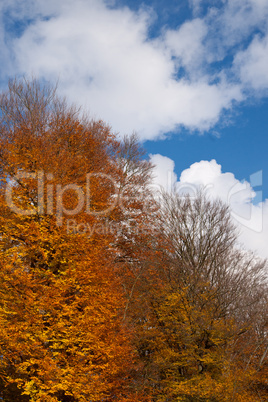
[
  {"left": 138, "top": 277, "right": 266, "bottom": 400},
  {"left": 0, "top": 190, "right": 134, "bottom": 401},
  {"left": 138, "top": 282, "right": 256, "bottom": 401}
]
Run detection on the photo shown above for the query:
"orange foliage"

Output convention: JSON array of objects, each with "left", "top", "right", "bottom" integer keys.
[{"left": 0, "top": 79, "right": 142, "bottom": 401}]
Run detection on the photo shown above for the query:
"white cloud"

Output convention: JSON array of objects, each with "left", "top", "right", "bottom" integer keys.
[
  {"left": 164, "top": 18, "right": 207, "bottom": 75},
  {"left": 0, "top": 0, "right": 266, "bottom": 139},
  {"left": 178, "top": 159, "right": 254, "bottom": 204},
  {"left": 238, "top": 200, "right": 268, "bottom": 260},
  {"left": 0, "top": 0, "right": 246, "bottom": 139},
  {"left": 234, "top": 34, "right": 268, "bottom": 91},
  {"left": 188, "top": 1, "right": 268, "bottom": 81},
  {"left": 213, "top": 0, "right": 268, "bottom": 46},
  {"left": 151, "top": 155, "right": 268, "bottom": 259},
  {"left": 149, "top": 154, "right": 177, "bottom": 191}
]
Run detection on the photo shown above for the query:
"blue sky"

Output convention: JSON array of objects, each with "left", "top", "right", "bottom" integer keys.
[{"left": 0, "top": 0, "right": 268, "bottom": 257}]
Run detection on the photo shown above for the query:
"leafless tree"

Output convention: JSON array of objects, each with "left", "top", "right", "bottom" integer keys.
[{"left": 157, "top": 190, "right": 267, "bottom": 320}]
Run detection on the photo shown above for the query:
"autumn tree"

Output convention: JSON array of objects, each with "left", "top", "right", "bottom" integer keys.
[
  {"left": 0, "top": 78, "right": 149, "bottom": 402},
  {"left": 132, "top": 191, "right": 268, "bottom": 401},
  {"left": 112, "top": 133, "right": 158, "bottom": 316}
]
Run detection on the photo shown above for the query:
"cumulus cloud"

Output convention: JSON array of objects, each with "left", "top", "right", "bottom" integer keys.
[
  {"left": 0, "top": 0, "right": 267, "bottom": 139},
  {"left": 151, "top": 155, "right": 268, "bottom": 259},
  {"left": 0, "top": 0, "right": 262, "bottom": 139},
  {"left": 149, "top": 153, "right": 177, "bottom": 191}
]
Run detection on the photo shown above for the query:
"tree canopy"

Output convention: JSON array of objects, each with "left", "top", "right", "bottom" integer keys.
[{"left": 0, "top": 78, "right": 267, "bottom": 402}]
